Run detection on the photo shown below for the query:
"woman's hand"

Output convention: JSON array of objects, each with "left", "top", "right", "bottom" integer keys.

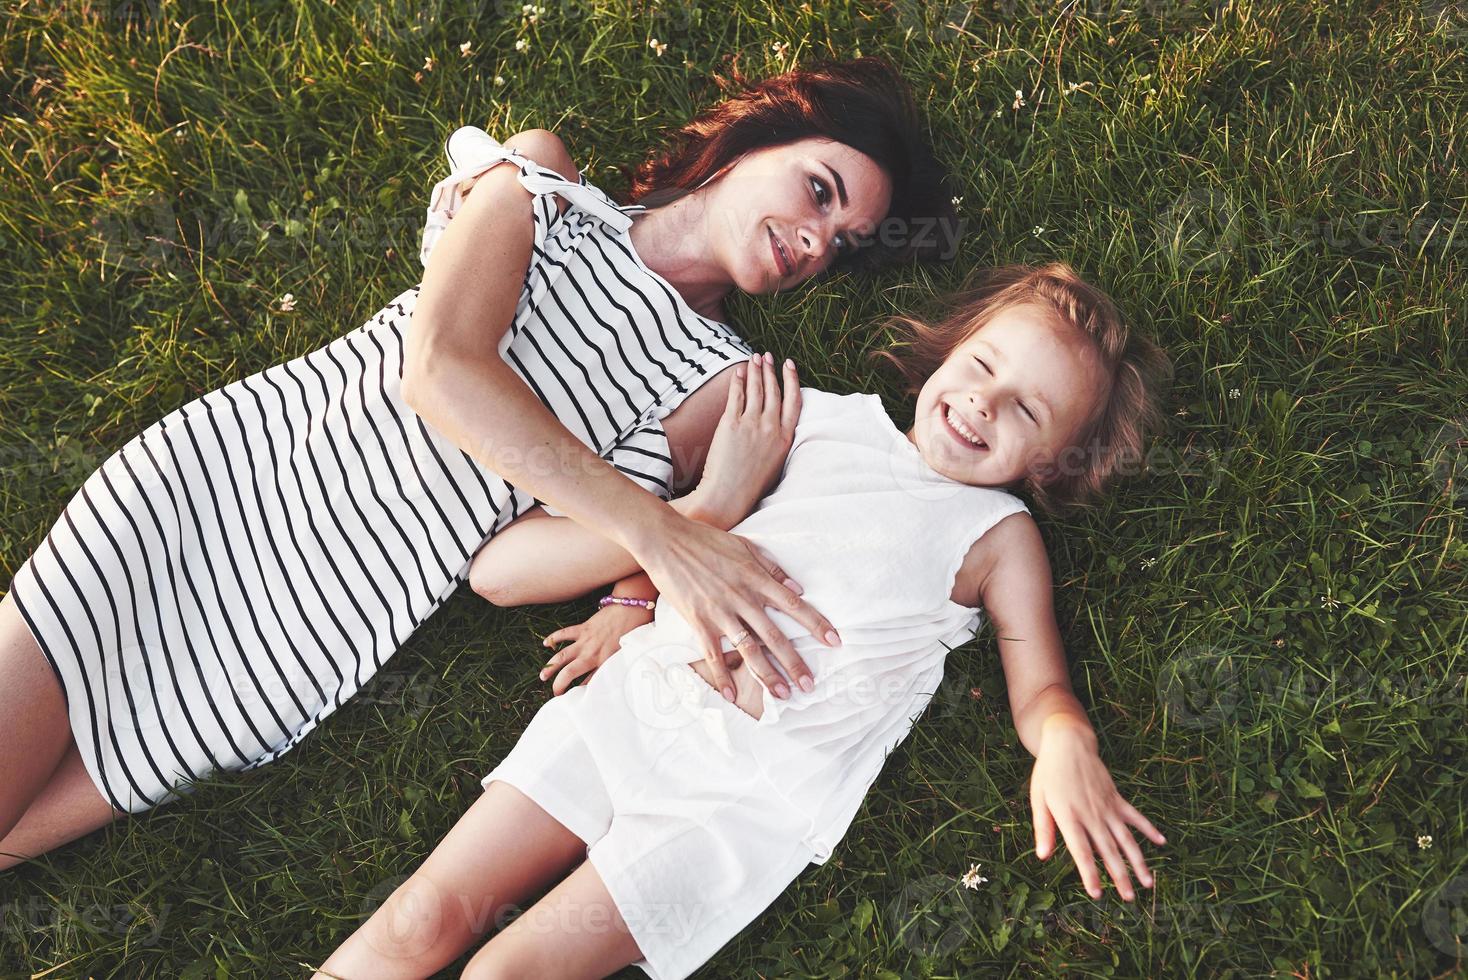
[
  {"left": 1029, "top": 718, "right": 1167, "bottom": 902},
  {"left": 692, "top": 352, "right": 801, "bottom": 520}
]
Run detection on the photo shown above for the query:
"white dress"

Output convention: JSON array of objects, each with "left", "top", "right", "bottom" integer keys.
[
  {"left": 482, "top": 388, "right": 1030, "bottom": 980},
  {"left": 5, "top": 128, "right": 752, "bottom": 814}
]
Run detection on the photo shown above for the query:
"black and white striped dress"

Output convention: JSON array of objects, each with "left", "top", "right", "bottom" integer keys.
[{"left": 6, "top": 129, "right": 753, "bottom": 814}]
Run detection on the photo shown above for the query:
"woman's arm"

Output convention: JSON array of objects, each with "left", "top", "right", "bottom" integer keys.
[
  {"left": 963, "top": 513, "right": 1166, "bottom": 903},
  {"left": 469, "top": 354, "right": 750, "bottom": 605},
  {"left": 401, "top": 136, "right": 838, "bottom": 703}
]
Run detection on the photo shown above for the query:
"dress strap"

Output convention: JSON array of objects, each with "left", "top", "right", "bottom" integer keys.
[{"left": 420, "top": 126, "right": 633, "bottom": 268}]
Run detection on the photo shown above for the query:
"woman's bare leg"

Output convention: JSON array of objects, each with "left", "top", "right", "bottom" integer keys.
[
  {"left": 0, "top": 589, "right": 75, "bottom": 842},
  {"left": 312, "top": 780, "right": 590, "bottom": 980},
  {"left": 460, "top": 859, "right": 642, "bottom": 980},
  {"left": 0, "top": 740, "right": 122, "bottom": 871}
]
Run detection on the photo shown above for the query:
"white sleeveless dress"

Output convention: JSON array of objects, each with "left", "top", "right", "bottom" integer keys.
[
  {"left": 5, "top": 128, "right": 752, "bottom": 814},
  {"left": 481, "top": 388, "right": 1030, "bottom": 980}
]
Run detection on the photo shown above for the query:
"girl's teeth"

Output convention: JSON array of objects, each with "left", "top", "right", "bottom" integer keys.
[{"left": 947, "top": 406, "right": 984, "bottom": 447}]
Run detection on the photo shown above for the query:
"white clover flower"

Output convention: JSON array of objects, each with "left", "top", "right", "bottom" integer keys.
[
  {"left": 1229, "top": 387, "right": 1242, "bottom": 399},
  {"left": 1418, "top": 834, "right": 1433, "bottom": 850},
  {"left": 1032, "top": 225, "right": 1046, "bottom": 236},
  {"left": 1012, "top": 87, "right": 1026, "bottom": 110},
  {"left": 961, "top": 863, "right": 989, "bottom": 890},
  {"left": 951, "top": 195, "right": 963, "bottom": 207},
  {"left": 494, "top": 74, "right": 505, "bottom": 86},
  {"left": 278, "top": 293, "right": 296, "bottom": 312},
  {"left": 649, "top": 38, "right": 667, "bottom": 57}
]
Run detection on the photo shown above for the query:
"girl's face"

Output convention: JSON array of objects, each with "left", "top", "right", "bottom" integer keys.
[
  {"left": 907, "top": 303, "right": 1110, "bottom": 489},
  {"left": 701, "top": 137, "right": 893, "bottom": 293}
]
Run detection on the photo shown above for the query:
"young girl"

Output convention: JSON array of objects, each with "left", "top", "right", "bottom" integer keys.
[{"left": 315, "top": 264, "right": 1173, "bottom": 980}]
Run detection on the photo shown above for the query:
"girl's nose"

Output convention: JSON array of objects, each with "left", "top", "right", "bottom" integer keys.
[{"left": 968, "top": 393, "right": 991, "bottom": 419}]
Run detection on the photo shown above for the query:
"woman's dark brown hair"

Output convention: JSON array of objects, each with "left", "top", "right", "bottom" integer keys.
[
  {"left": 873, "top": 263, "right": 1175, "bottom": 514},
  {"left": 625, "top": 56, "right": 957, "bottom": 272}
]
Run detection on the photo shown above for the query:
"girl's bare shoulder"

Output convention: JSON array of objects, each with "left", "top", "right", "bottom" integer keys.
[{"left": 949, "top": 509, "right": 1047, "bottom": 610}]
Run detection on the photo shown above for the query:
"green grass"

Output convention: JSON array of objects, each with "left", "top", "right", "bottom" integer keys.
[{"left": 2, "top": 0, "right": 1466, "bottom": 976}]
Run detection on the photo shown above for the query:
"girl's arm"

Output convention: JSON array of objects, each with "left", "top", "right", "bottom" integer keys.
[
  {"left": 959, "top": 513, "right": 1167, "bottom": 903},
  {"left": 403, "top": 138, "right": 839, "bottom": 702}
]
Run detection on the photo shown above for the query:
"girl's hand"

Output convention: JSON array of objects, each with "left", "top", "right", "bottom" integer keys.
[
  {"left": 539, "top": 603, "right": 654, "bottom": 696},
  {"left": 540, "top": 603, "right": 744, "bottom": 695},
  {"left": 694, "top": 353, "right": 801, "bottom": 522},
  {"left": 1029, "top": 719, "right": 1167, "bottom": 902}
]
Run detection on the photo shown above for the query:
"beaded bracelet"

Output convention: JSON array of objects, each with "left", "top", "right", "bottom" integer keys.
[{"left": 599, "top": 595, "right": 656, "bottom": 613}]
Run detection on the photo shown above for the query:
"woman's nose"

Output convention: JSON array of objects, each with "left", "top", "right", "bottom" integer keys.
[{"left": 797, "top": 225, "right": 830, "bottom": 263}]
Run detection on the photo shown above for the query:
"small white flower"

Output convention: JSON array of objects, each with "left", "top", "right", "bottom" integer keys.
[
  {"left": 772, "top": 41, "right": 789, "bottom": 57},
  {"left": 1032, "top": 225, "right": 1046, "bottom": 236},
  {"left": 460, "top": 41, "right": 473, "bottom": 57},
  {"left": 422, "top": 55, "right": 435, "bottom": 71},
  {"left": 493, "top": 74, "right": 505, "bottom": 86},
  {"left": 1140, "top": 557, "right": 1157, "bottom": 570},
  {"left": 1012, "top": 87, "right": 1026, "bottom": 110},
  {"left": 521, "top": 3, "right": 532, "bottom": 11},
  {"left": 1064, "top": 80, "right": 1092, "bottom": 94},
  {"left": 1418, "top": 834, "right": 1434, "bottom": 850},
  {"left": 1319, "top": 594, "right": 1340, "bottom": 611},
  {"left": 514, "top": 38, "right": 528, "bottom": 53},
  {"left": 278, "top": 293, "right": 296, "bottom": 312},
  {"left": 951, "top": 195, "right": 963, "bottom": 207},
  {"left": 960, "top": 863, "right": 989, "bottom": 890},
  {"left": 1229, "top": 387, "right": 1242, "bottom": 399},
  {"left": 649, "top": 38, "right": 667, "bottom": 57}
]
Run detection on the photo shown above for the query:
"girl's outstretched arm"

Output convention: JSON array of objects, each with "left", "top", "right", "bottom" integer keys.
[{"left": 958, "top": 513, "right": 1167, "bottom": 903}]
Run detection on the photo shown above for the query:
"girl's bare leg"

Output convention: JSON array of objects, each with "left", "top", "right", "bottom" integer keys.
[
  {"left": 0, "top": 590, "right": 75, "bottom": 843},
  {"left": 313, "top": 780, "right": 590, "bottom": 980},
  {"left": 461, "top": 859, "right": 641, "bottom": 980},
  {"left": 0, "top": 740, "right": 121, "bottom": 870}
]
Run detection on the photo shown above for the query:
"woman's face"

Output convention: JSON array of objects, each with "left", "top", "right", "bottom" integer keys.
[
  {"left": 907, "top": 303, "right": 1110, "bottom": 489},
  {"left": 701, "top": 137, "right": 893, "bottom": 294}
]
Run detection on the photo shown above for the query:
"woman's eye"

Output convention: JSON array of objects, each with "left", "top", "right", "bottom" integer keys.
[{"left": 811, "top": 176, "right": 829, "bottom": 206}]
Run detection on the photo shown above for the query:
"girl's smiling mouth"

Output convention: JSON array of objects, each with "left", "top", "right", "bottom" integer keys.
[{"left": 943, "top": 404, "right": 988, "bottom": 450}]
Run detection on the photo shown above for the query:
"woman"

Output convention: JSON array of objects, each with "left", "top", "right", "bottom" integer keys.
[{"left": 0, "top": 57, "right": 956, "bottom": 866}]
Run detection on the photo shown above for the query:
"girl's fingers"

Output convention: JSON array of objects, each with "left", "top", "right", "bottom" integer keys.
[
  {"left": 552, "top": 654, "right": 598, "bottom": 696},
  {"left": 1122, "top": 801, "right": 1168, "bottom": 845},
  {"left": 696, "top": 625, "right": 737, "bottom": 703},
  {"left": 1055, "top": 815, "right": 1101, "bottom": 900},
  {"left": 539, "top": 647, "right": 565, "bottom": 681},
  {"left": 780, "top": 358, "right": 801, "bottom": 431},
  {"left": 1109, "top": 816, "right": 1155, "bottom": 889},
  {"left": 1031, "top": 786, "right": 1057, "bottom": 860},
  {"left": 1090, "top": 823, "right": 1135, "bottom": 902}
]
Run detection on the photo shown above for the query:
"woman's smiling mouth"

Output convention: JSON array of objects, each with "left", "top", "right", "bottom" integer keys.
[{"left": 768, "top": 226, "right": 794, "bottom": 278}]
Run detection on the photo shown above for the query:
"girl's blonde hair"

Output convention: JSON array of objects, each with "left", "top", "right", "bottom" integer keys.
[{"left": 872, "top": 263, "right": 1173, "bottom": 513}]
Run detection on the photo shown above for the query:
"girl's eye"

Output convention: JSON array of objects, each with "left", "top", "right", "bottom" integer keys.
[
  {"left": 973, "top": 356, "right": 992, "bottom": 374},
  {"left": 1020, "top": 403, "right": 1037, "bottom": 423}
]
